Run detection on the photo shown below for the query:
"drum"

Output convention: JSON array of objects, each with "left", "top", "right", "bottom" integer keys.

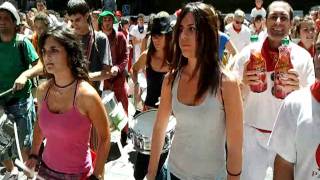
[
  {"left": 101, "top": 90, "right": 128, "bottom": 131},
  {"left": 0, "top": 109, "right": 14, "bottom": 155},
  {"left": 129, "top": 109, "right": 176, "bottom": 154}
]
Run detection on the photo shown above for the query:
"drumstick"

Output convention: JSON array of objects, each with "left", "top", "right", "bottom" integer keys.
[
  {"left": 14, "top": 159, "right": 45, "bottom": 180},
  {"left": 0, "top": 88, "right": 13, "bottom": 97}
]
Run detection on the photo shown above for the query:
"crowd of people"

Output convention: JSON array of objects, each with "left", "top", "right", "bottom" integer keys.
[{"left": 0, "top": 0, "right": 320, "bottom": 179}]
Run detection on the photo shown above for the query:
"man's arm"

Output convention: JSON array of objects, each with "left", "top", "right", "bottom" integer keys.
[
  {"left": 111, "top": 33, "right": 129, "bottom": 76},
  {"left": 273, "top": 154, "right": 294, "bottom": 180}
]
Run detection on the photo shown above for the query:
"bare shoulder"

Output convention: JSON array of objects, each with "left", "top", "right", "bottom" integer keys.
[
  {"left": 76, "top": 81, "right": 100, "bottom": 101},
  {"left": 36, "top": 79, "right": 52, "bottom": 102},
  {"left": 162, "top": 73, "right": 173, "bottom": 89},
  {"left": 138, "top": 50, "right": 147, "bottom": 60}
]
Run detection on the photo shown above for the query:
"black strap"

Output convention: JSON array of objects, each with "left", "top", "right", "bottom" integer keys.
[
  {"left": 17, "top": 37, "right": 39, "bottom": 87},
  {"left": 17, "top": 38, "right": 29, "bottom": 70},
  {"left": 220, "top": 74, "right": 226, "bottom": 117},
  {"left": 44, "top": 82, "right": 53, "bottom": 101},
  {"left": 73, "top": 80, "right": 79, "bottom": 106}
]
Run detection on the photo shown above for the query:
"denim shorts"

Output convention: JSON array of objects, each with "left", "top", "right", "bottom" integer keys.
[{"left": 0, "top": 95, "right": 35, "bottom": 161}]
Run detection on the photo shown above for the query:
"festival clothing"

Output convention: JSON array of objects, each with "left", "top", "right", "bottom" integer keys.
[
  {"left": 38, "top": 82, "right": 92, "bottom": 174},
  {"left": 129, "top": 24, "right": 147, "bottom": 63},
  {"left": 250, "top": 7, "right": 266, "bottom": 18},
  {"left": 269, "top": 87, "right": 320, "bottom": 180},
  {"left": 168, "top": 74, "right": 226, "bottom": 180},
  {"left": 225, "top": 23, "right": 251, "bottom": 52},
  {"left": 298, "top": 41, "right": 315, "bottom": 58},
  {"left": 0, "top": 34, "right": 38, "bottom": 102},
  {"left": 81, "top": 30, "right": 112, "bottom": 92},
  {"left": 144, "top": 66, "right": 166, "bottom": 108},
  {"left": 233, "top": 38, "right": 315, "bottom": 180},
  {"left": 0, "top": 33, "right": 38, "bottom": 161},
  {"left": 103, "top": 30, "right": 129, "bottom": 114}
]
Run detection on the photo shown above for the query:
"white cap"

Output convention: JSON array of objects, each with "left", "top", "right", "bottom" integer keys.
[{"left": 0, "top": 2, "right": 20, "bottom": 25}]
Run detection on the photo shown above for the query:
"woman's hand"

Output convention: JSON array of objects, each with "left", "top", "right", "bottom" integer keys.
[{"left": 24, "top": 158, "right": 37, "bottom": 178}]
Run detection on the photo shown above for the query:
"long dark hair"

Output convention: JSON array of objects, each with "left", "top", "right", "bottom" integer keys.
[
  {"left": 146, "top": 34, "right": 172, "bottom": 68},
  {"left": 38, "top": 26, "right": 89, "bottom": 81},
  {"left": 169, "top": 2, "right": 221, "bottom": 100}
]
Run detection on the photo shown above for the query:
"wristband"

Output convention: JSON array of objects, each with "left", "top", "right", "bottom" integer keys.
[
  {"left": 227, "top": 169, "right": 241, "bottom": 176},
  {"left": 28, "top": 154, "right": 39, "bottom": 161}
]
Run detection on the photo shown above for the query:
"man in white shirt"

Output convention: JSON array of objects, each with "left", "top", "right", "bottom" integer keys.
[
  {"left": 251, "top": 0, "right": 267, "bottom": 19},
  {"left": 232, "top": 1, "right": 315, "bottom": 179},
  {"left": 225, "top": 9, "right": 251, "bottom": 52},
  {"left": 269, "top": 27, "right": 320, "bottom": 180},
  {"left": 129, "top": 13, "right": 147, "bottom": 64}
]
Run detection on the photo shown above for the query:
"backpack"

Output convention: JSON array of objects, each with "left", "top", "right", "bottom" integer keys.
[{"left": 16, "top": 36, "right": 39, "bottom": 89}]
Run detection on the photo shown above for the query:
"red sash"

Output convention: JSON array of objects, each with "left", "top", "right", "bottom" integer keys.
[{"left": 311, "top": 80, "right": 320, "bottom": 102}]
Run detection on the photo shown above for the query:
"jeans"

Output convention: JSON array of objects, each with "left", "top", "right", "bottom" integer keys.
[
  {"left": 0, "top": 95, "right": 35, "bottom": 161},
  {"left": 134, "top": 151, "right": 169, "bottom": 180}
]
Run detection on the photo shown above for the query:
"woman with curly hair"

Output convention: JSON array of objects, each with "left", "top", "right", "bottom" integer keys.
[{"left": 25, "top": 26, "right": 110, "bottom": 180}]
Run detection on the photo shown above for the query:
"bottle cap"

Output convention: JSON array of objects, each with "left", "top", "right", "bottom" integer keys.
[
  {"left": 281, "top": 37, "right": 290, "bottom": 45},
  {"left": 250, "top": 35, "right": 259, "bottom": 42}
]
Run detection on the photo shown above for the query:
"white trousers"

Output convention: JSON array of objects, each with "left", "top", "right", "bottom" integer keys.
[{"left": 241, "top": 125, "right": 275, "bottom": 180}]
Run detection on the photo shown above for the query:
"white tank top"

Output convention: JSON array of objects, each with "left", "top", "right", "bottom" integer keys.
[{"left": 169, "top": 74, "right": 227, "bottom": 180}]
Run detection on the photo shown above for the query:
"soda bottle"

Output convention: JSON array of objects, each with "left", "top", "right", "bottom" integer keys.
[
  {"left": 273, "top": 38, "right": 293, "bottom": 99},
  {"left": 246, "top": 35, "right": 267, "bottom": 93}
]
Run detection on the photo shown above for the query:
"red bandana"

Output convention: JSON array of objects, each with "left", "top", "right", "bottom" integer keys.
[
  {"left": 298, "top": 41, "right": 315, "bottom": 57},
  {"left": 261, "top": 38, "right": 279, "bottom": 72},
  {"left": 311, "top": 80, "right": 320, "bottom": 102},
  {"left": 233, "top": 24, "right": 241, "bottom": 33}
]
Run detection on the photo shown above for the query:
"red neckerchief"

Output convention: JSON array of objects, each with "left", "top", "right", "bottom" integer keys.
[
  {"left": 298, "top": 41, "right": 315, "bottom": 57},
  {"left": 311, "top": 80, "right": 320, "bottom": 102},
  {"left": 233, "top": 24, "right": 241, "bottom": 33},
  {"left": 261, "top": 38, "right": 279, "bottom": 72}
]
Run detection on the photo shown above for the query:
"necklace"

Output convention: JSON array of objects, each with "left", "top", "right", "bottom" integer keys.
[{"left": 54, "top": 79, "right": 76, "bottom": 88}]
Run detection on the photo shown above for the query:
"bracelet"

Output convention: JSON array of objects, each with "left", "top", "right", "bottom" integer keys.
[
  {"left": 28, "top": 154, "right": 39, "bottom": 161},
  {"left": 227, "top": 168, "right": 241, "bottom": 176}
]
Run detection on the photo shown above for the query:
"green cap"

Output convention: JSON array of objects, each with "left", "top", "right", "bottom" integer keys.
[
  {"left": 250, "top": 35, "right": 259, "bottom": 42},
  {"left": 98, "top": 10, "right": 118, "bottom": 25},
  {"left": 281, "top": 37, "right": 290, "bottom": 45}
]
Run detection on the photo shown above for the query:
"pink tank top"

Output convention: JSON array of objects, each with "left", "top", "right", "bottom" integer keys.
[{"left": 39, "top": 81, "right": 93, "bottom": 174}]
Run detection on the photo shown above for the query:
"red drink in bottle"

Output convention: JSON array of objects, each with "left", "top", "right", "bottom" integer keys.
[
  {"left": 274, "top": 38, "right": 293, "bottom": 99},
  {"left": 247, "top": 51, "right": 267, "bottom": 93}
]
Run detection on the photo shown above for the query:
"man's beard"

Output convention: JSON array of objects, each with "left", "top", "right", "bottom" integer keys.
[{"left": 0, "top": 27, "right": 12, "bottom": 34}]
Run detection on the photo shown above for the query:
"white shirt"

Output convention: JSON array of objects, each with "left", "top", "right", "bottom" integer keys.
[
  {"left": 225, "top": 23, "right": 251, "bottom": 52},
  {"left": 232, "top": 39, "right": 315, "bottom": 130},
  {"left": 269, "top": 88, "right": 320, "bottom": 180},
  {"left": 129, "top": 24, "right": 147, "bottom": 63},
  {"left": 251, "top": 7, "right": 266, "bottom": 18}
]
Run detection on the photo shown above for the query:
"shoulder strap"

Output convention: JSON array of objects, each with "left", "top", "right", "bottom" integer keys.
[
  {"left": 73, "top": 80, "right": 79, "bottom": 106},
  {"left": 220, "top": 74, "right": 226, "bottom": 119}
]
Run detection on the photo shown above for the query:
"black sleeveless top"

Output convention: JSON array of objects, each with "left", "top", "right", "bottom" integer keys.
[{"left": 144, "top": 65, "right": 166, "bottom": 108}]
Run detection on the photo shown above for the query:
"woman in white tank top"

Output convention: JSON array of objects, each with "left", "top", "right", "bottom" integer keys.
[{"left": 146, "top": 2, "right": 244, "bottom": 180}]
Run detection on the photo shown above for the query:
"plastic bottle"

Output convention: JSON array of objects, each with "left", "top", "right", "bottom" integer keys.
[
  {"left": 273, "top": 38, "right": 293, "bottom": 99},
  {"left": 246, "top": 35, "right": 267, "bottom": 93}
]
